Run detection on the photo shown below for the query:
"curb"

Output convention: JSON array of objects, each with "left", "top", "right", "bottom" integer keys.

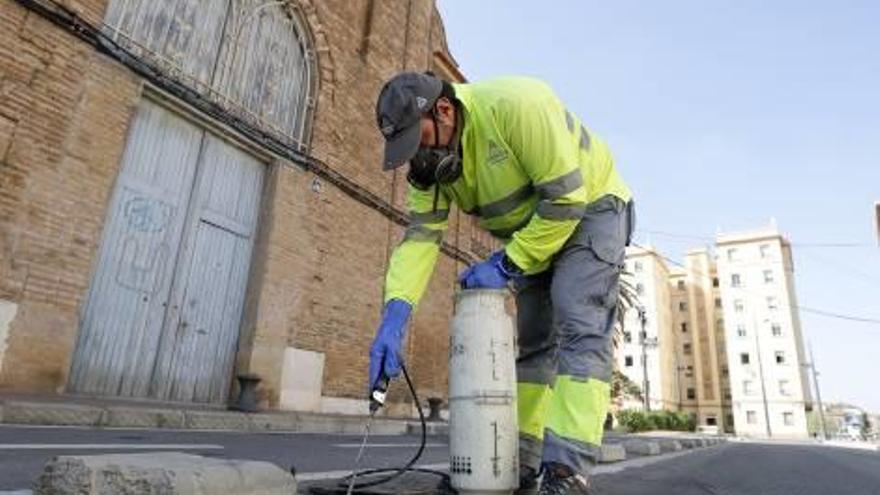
[
  {"left": 597, "top": 443, "right": 627, "bottom": 463},
  {"left": 622, "top": 439, "right": 661, "bottom": 456},
  {"left": 0, "top": 400, "right": 411, "bottom": 435},
  {"left": 657, "top": 439, "right": 683, "bottom": 452},
  {"left": 406, "top": 421, "right": 449, "bottom": 436},
  {"left": 35, "top": 452, "right": 295, "bottom": 494}
]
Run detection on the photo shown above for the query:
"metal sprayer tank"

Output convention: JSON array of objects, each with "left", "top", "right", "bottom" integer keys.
[{"left": 448, "top": 289, "right": 518, "bottom": 495}]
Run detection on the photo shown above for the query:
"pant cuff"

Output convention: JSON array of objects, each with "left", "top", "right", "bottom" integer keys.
[
  {"left": 519, "top": 432, "right": 543, "bottom": 471},
  {"left": 542, "top": 428, "right": 600, "bottom": 475}
]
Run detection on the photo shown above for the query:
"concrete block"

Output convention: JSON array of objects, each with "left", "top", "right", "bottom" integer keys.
[
  {"left": 597, "top": 443, "right": 627, "bottom": 463},
  {"left": 623, "top": 439, "right": 661, "bottom": 456},
  {"left": 102, "top": 407, "right": 185, "bottom": 429},
  {"left": 678, "top": 438, "right": 699, "bottom": 449},
  {"left": 184, "top": 410, "right": 249, "bottom": 430},
  {"left": 35, "top": 453, "right": 295, "bottom": 494},
  {"left": 658, "top": 439, "right": 683, "bottom": 453},
  {"left": 2, "top": 401, "right": 103, "bottom": 427},
  {"left": 279, "top": 347, "right": 324, "bottom": 412}
]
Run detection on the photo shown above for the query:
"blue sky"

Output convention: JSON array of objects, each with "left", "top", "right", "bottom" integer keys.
[{"left": 437, "top": 1, "right": 880, "bottom": 412}]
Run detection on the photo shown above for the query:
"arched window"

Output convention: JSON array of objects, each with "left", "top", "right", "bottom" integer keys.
[{"left": 103, "top": 0, "right": 315, "bottom": 149}]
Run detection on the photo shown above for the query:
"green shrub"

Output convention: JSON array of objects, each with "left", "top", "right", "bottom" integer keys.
[{"left": 616, "top": 409, "right": 697, "bottom": 433}]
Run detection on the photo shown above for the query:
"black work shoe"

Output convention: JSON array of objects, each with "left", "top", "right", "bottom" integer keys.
[
  {"left": 515, "top": 465, "right": 539, "bottom": 495},
  {"left": 538, "top": 463, "right": 591, "bottom": 495}
]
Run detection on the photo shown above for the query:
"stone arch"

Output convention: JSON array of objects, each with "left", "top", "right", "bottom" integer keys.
[{"left": 284, "top": 0, "right": 337, "bottom": 148}]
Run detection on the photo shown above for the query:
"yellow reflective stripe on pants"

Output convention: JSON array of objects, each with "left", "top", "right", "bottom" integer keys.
[
  {"left": 545, "top": 375, "right": 610, "bottom": 446},
  {"left": 517, "top": 382, "right": 552, "bottom": 440}
]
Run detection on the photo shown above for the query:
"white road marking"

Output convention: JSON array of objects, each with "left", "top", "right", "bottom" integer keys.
[
  {"left": 296, "top": 463, "right": 448, "bottom": 481},
  {"left": 332, "top": 443, "right": 446, "bottom": 449},
  {"left": 0, "top": 444, "right": 224, "bottom": 450}
]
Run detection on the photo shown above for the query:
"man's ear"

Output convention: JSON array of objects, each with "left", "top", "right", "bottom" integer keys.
[{"left": 433, "top": 97, "right": 455, "bottom": 127}]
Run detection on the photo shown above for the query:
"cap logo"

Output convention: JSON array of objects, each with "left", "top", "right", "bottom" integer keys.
[
  {"left": 416, "top": 96, "right": 428, "bottom": 109},
  {"left": 381, "top": 124, "right": 395, "bottom": 137}
]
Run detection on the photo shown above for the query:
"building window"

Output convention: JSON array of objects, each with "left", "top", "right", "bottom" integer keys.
[
  {"left": 747, "top": 411, "right": 757, "bottom": 424},
  {"left": 734, "top": 299, "right": 744, "bottom": 312},
  {"left": 731, "top": 273, "right": 742, "bottom": 287},
  {"left": 681, "top": 322, "right": 688, "bottom": 333},
  {"left": 712, "top": 277, "right": 719, "bottom": 287},
  {"left": 740, "top": 352, "right": 750, "bottom": 365},
  {"left": 771, "top": 323, "right": 782, "bottom": 336},
  {"left": 763, "top": 269, "right": 774, "bottom": 284},
  {"left": 685, "top": 365, "right": 694, "bottom": 377},
  {"left": 636, "top": 283, "right": 645, "bottom": 295},
  {"left": 714, "top": 298, "right": 722, "bottom": 308},
  {"left": 743, "top": 380, "right": 754, "bottom": 395},
  {"left": 624, "top": 331, "right": 632, "bottom": 343},
  {"left": 687, "top": 388, "right": 696, "bottom": 400},
  {"left": 779, "top": 379, "right": 790, "bottom": 396},
  {"left": 625, "top": 356, "right": 633, "bottom": 367},
  {"left": 721, "top": 365, "right": 729, "bottom": 377},
  {"left": 679, "top": 301, "right": 688, "bottom": 312},
  {"left": 783, "top": 412, "right": 794, "bottom": 426},
  {"left": 683, "top": 343, "right": 692, "bottom": 355},
  {"left": 727, "top": 248, "right": 739, "bottom": 261},
  {"left": 736, "top": 325, "right": 747, "bottom": 338},
  {"left": 760, "top": 244, "right": 770, "bottom": 258},
  {"left": 706, "top": 416, "right": 718, "bottom": 426},
  {"left": 716, "top": 319, "right": 724, "bottom": 332},
  {"left": 634, "top": 261, "right": 643, "bottom": 272},
  {"left": 767, "top": 296, "right": 778, "bottom": 311},
  {"left": 775, "top": 351, "right": 786, "bottom": 364},
  {"left": 677, "top": 280, "right": 686, "bottom": 290},
  {"left": 103, "top": 0, "right": 316, "bottom": 148},
  {"left": 723, "top": 387, "right": 732, "bottom": 400}
]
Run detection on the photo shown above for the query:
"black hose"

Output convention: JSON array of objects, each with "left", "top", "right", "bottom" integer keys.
[{"left": 337, "top": 363, "right": 452, "bottom": 492}]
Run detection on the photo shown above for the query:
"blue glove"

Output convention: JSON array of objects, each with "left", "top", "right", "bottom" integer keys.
[
  {"left": 458, "top": 250, "right": 522, "bottom": 289},
  {"left": 368, "top": 299, "right": 413, "bottom": 390}
]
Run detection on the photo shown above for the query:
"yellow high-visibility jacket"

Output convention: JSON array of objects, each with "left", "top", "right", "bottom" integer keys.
[{"left": 384, "top": 77, "right": 631, "bottom": 306}]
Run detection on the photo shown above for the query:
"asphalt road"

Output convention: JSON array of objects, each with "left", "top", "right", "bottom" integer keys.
[
  {"left": 592, "top": 441, "right": 880, "bottom": 495},
  {"left": 0, "top": 425, "right": 449, "bottom": 490},
  {"left": 1, "top": 426, "right": 879, "bottom": 495}
]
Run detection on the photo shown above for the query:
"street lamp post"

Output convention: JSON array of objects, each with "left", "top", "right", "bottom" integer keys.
[
  {"left": 752, "top": 313, "right": 772, "bottom": 438},
  {"left": 637, "top": 307, "right": 658, "bottom": 412},
  {"left": 807, "top": 342, "right": 828, "bottom": 440}
]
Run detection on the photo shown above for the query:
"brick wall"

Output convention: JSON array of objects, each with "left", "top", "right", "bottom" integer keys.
[{"left": 0, "top": 0, "right": 492, "bottom": 407}]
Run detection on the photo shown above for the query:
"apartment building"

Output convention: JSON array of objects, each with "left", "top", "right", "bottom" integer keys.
[
  {"left": 619, "top": 226, "right": 810, "bottom": 438},
  {"left": 669, "top": 252, "right": 733, "bottom": 432},
  {"left": 618, "top": 245, "right": 677, "bottom": 412},
  {"left": 715, "top": 227, "right": 812, "bottom": 439}
]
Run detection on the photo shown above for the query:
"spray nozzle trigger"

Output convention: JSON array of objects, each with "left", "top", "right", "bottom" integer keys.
[{"left": 369, "top": 374, "right": 389, "bottom": 413}]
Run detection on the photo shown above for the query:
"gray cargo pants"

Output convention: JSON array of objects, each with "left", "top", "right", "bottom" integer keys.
[{"left": 515, "top": 195, "right": 634, "bottom": 475}]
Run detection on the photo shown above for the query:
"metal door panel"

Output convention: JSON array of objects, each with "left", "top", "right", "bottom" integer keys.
[
  {"left": 152, "top": 134, "right": 264, "bottom": 403},
  {"left": 70, "top": 101, "right": 203, "bottom": 396}
]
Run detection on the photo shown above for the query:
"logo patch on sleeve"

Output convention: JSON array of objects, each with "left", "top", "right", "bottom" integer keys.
[{"left": 486, "top": 140, "right": 508, "bottom": 165}]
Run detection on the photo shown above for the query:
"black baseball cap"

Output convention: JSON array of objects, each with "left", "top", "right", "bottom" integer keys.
[{"left": 376, "top": 72, "right": 443, "bottom": 170}]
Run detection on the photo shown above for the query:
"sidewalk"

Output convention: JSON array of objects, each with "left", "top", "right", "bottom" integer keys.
[{"left": 0, "top": 395, "right": 438, "bottom": 436}]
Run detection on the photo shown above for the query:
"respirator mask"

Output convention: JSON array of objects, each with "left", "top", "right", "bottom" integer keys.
[{"left": 406, "top": 109, "right": 462, "bottom": 191}]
